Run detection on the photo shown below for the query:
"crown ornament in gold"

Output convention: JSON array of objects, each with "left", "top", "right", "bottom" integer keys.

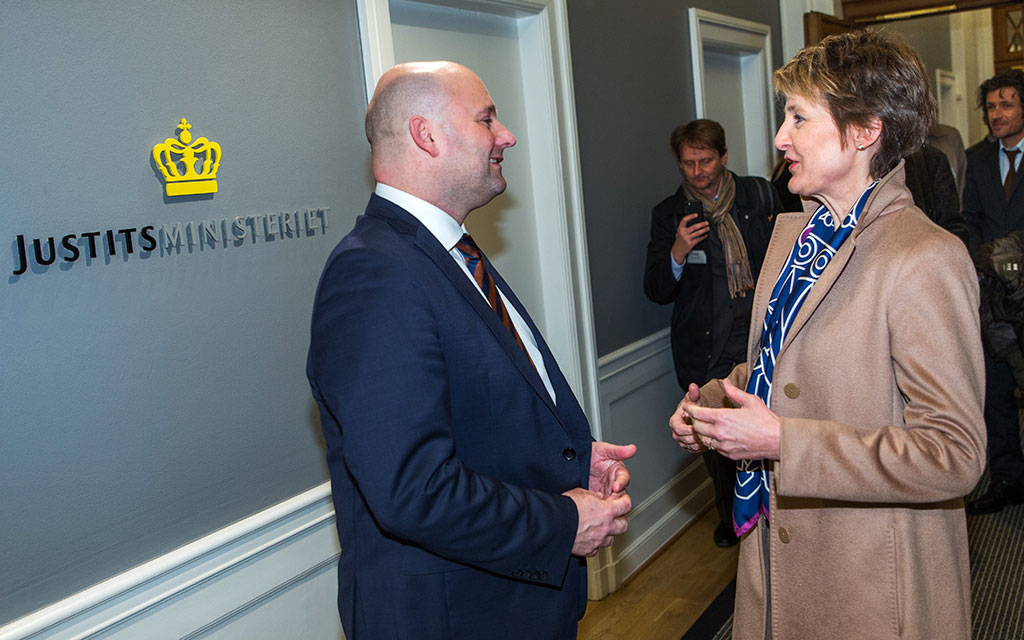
[{"left": 153, "top": 118, "right": 221, "bottom": 196}]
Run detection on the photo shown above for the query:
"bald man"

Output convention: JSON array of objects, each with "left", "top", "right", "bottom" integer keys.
[{"left": 307, "top": 61, "right": 635, "bottom": 639}]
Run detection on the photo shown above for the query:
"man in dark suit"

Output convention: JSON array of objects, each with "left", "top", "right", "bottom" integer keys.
[
  {"left": 964, "top": 69, "right": 1024, "bottom": 514},
  {"left": 307, "top": 61, "right": 635, "bottom": 639},
  {"left": 643, "top": 120, "right": 779, "bottom": 547}
]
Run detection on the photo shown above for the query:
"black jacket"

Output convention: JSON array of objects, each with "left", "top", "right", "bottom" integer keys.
[
  {"left": 643, "top": 173, "right": 779, "bottom": 389},
  {"left": 964, "top": 138, "right": 1024, "bottom": 252},
  {"left": 904, "top": 144, "right": 969, "bottom": 244}
]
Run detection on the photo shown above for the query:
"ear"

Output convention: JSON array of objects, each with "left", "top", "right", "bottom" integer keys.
[
  {"left": 852, "top": 117, "right": 882, "bottom": 150},
  {"left": 721, "top": 147, "right": 729, "bottom": 167},
  {"left": 409, "top": 115, "right": 440, "bottom": 157}
]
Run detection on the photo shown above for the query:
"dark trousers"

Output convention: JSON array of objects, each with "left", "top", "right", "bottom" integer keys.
[
  {"left": 984, "top": 351, "right": 1024, "bottom": 486},
  {"left": 700, "top": 343, "right": 745, "bottom": 527},
  {"left": 703, "top": 449, "right": 736, "bottom": 525}
]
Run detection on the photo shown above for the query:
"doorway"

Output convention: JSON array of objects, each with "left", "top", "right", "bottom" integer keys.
[
  {"left": 689, "top": 9, "right": 776, "bottom": 179},
  {"left": 355, "top": 0, "right": 602, "bottom": 421}
]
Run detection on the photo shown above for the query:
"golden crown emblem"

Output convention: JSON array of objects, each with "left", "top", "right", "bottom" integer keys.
[{"left": 152, "top": 118, "right": 221, "bottom": 196}]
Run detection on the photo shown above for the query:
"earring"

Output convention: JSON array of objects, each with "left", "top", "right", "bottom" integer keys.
[{"left": 857, "top": 144, "right": 865, "bottom": 150}]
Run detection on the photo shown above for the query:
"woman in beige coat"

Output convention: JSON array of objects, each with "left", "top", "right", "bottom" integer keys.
[{"left": 669, "top": 31, "right": 986, "bottom": 640}]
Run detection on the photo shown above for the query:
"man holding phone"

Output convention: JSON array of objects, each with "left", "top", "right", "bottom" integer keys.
[{"left": 643, "top": 119, "right": 780, "bottom": 547}]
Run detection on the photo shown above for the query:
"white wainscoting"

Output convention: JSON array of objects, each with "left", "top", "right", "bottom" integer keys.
[
  {"left": 586, "top": 329, "right": 714, "bottom": 600},
  {"left": 0, "top": 485, "right": 344, "bottom": 640},
  {"left": 1, "top": 330, "right": 712, "bottom": 633}
]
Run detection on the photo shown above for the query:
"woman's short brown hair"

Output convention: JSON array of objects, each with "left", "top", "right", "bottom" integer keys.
[{"left": 773, "top": 29, "right": 935, "bottom": 179}]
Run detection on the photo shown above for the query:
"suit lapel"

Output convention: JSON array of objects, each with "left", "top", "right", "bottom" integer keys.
[
  {"left": 983, "top": 143, "right": 1006, "bottom": 202},
  {"left": 983, "top": 144, "right": 1007, "bottom": 211},
  {"left": 364, "top": 197, "right": 560, "bottom": 419}
]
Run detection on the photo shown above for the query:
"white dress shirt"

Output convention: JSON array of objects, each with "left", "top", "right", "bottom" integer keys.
[
  {"left": 375, "top": 183, "right": 556, "bottom": 404},
  {"left": 999, "top": 137, "right": 1024, "bottom": 183}
]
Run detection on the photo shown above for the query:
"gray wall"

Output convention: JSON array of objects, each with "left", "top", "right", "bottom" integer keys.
[
  {"left": 566, "top": 0, "right": 785, "bottom": 358},
  {"left": 0, "top": 1, "right": 369, "bottom": 624},
  {"left": 885, "top": 14, "right": 953, "bottom": 93}
]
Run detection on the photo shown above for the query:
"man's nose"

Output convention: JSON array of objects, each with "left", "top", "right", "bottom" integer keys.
[{"left": 495, "top": 120, "right": 516, "bottom": 148}]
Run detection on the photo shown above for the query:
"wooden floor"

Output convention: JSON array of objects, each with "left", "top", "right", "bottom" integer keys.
[{"left": 578, "top": 508, "right": 739, "bottom": 640}]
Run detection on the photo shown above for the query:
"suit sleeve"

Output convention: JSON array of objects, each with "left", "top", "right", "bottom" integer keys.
[
  {"left": 309, "top": 248, "right": 578, "bottom": 583},
  {"left": 774, "top": 235, "right": 986, "bottom": 503}
]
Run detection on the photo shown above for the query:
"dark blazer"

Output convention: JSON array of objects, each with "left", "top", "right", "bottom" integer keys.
[
  {"left": 904, "top": 144, "right": 969, "bottom": 244},
  {"left": 307, "top": 194, "right": 594, "bottom": 640},
  {"left": 643, "top": 173, "right": 778, "bottom": 389},
  {"left": 964, "top": 138, "right": 1024, "bottom": 252}
]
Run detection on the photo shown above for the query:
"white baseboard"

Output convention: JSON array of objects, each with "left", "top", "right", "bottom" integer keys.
[
  {"left": 587, "top": 329, "right": 712, "bottom": 599},
  {"left": 0, "top": 484, "right": 343, "bottom": 640},
  {"left": 2, "top": 330, "right": 710, "bottom": 632}
]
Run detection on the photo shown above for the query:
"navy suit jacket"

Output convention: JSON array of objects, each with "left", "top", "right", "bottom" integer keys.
[
  {"left": 964, "top": 139, "right": 1024, "bottom": 251},
  {"left": 307, "top": 194, "right": 594, "bottom": 639}
]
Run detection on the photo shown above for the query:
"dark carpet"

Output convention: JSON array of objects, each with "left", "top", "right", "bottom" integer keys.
[
  {"left": 967, "top": 475, "right": 1024, "bottom": 639},
  {"left": 679, "top": 579, "right": 734, "bottom": 640},
  {"left": 679, "top": 491, "right": 1024, "bottom": 640}
]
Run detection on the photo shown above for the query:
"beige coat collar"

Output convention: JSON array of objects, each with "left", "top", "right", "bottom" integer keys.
[{"left": 750, "top": 161, "right": 914, "bottom": 368}]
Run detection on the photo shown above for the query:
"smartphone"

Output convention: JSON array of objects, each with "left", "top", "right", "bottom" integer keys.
[{"left": 674, "top": 199, "right": 705, "bottom": 228}]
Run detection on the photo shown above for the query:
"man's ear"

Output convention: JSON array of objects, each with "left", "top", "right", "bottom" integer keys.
[
  {"left": 853, "top": 117, "right": 883, "bottom": 150},
  {"left": 409, "top": 115, "right": 440, "bottom": 157}
]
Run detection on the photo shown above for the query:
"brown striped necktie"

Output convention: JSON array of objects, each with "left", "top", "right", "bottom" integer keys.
[{"left": 455, "top": 234, "right": 534, "bottom": 364}]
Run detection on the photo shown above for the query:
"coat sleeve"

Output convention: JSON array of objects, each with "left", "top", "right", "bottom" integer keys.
[
  {"left": 308, "top": 247, "right": 578, "bottom": 583},
  {"left": 643, "top": 199, "right": 684, "bottom": 305},
  {"left": 924, "top": 147, "right": 969, "bottom": 245},
  {"left": 699, "top": 363, "right": 750, "bottom": 407},
  {"left": 774, "top": 235, "right": 987, "bottom": 503},
  {"left": 962, "top": 160, "right": 985, "bottom": 253}
]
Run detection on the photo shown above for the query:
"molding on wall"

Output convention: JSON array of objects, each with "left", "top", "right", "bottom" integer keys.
[
  {"left": 0, "top": 484, "right": 340, "bottom": 640},
  {"left": 588, "top": 463, "right": 713, "bottom": 599},
  {"left": 598, "top": 328, "right": 673, "bottom": 392},
  {"left": 2, "top": 329, "right": 709, "bottom": 632},
  {"left": 587, "top": 329, "right": 712, "bottom": 599},
  {"left": 354, "top": 0, "right": 603, "bottom": 436},
  {"left": 688, "top": 8, "right": 776, "bottom": 178}
]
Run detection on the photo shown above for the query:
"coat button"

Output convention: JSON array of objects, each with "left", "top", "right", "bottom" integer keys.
[
  {"left": 562, "top": 448, "right": 576, "bottom": 461},
  {"left": 784, "top": 383, "right": 800, "bottom": 399},
  {"left": 778, "top": 527, "right": 791, "bottom": 543}
]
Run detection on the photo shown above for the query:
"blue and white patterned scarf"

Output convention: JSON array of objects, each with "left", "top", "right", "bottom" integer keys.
[{"left": 733, "top": 180, "right": 879, "bottom": 537}]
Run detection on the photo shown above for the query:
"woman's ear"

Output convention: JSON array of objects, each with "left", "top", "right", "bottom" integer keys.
[
  {"left": 409, "top": 115, "right": 440, "bottom": 157},
  {"left": 853, "top": 117, "right": 883, "bottom": 150}
]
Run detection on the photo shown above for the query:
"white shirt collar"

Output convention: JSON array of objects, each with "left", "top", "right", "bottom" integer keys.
[
  {"left": 375, "top": 183, "right": 465, "bottom": 251},
  {"left": 1000, "top": 137, "right": 1024, "bottom": 154}
]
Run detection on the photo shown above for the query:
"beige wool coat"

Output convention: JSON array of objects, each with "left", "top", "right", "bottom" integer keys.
[{"left": 701, "top": 163, "right": 987, "bottom": 640}]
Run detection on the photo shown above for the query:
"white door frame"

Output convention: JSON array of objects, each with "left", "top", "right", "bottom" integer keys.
[
  {"left": 353, "top": 0, "right": 602, "bottom": 435},
  {"left": 355, "top": 0, "right": 611, "bottom": 598},
  {"left": 689, "top": 8, "right": 776, "bottom": 178},
  {"left": 936, "top": 67, "right": 970, "bottom": 144}
]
